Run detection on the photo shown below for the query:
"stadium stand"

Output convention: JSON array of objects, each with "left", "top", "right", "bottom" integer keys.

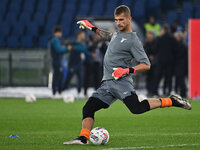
[
  {"left": 7, "top": 36, "right": 20, "bottom": 48},
  {"left": 76, "top": 0, "right": 92, "bottom": 17},
  {"left": 0, "top": 0, "right": 199, "bottom": 48},
  {"left": 25, "top": 22, "right": 39, "bottom": 37},
  {"left": 147, "top": 0, "right": 161, "bottom": 18},
  {"left": 8, "top": 0, "right": 21, "bottom": 15},
  {"left": 22, "top": 0, "right": 36, "bottom": 15},
  {"left": 0, "top": 36, "right": 6, "bottom": 48},
  {"left": 39, "top": 35, "right": 49, "bottom": 48},
  {"left": 21, "top": 35, "right": 33, "bottom": 48},
  {"left": 104, "top": 0, "right": 120, "bottom": 17},
  {"left": 0, "top": 0, "right": 8, "bottom": 16},
  {"left": 0, "top": 22, "right": 10, "bottom": 37},
  {"left": 90, "top": 0, "right": 105, "bottom": 16},
  {"left": 196, "top": 5, "right": 200, "bottom": 18},
  {"left": 132, "top": 0, "right": 146, "bottom": 25},
  {"left": 6, "top": 12, "right": 18, "bottom": 25},
  {"left": 33, "top": 12, "right": 46, "bottom": 26},
  {"left": 162, "top": 0, "right": 177, "bottom": 10},
  {"left": 166, "top": 10, "right": 178, "bottom": 25}
]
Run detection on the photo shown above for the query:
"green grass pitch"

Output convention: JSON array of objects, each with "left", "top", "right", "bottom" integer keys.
[{"left": 0, "top": 98, "right": 200, "bottom": 150}]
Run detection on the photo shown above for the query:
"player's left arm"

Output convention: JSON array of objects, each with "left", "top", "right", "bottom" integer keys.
[
  {"left": 131, "top": 63, "right": 150, "bottom": 73},
  {"left": 77, "top": 20, "right": 112, "bottom": 41},
  {"left": 130, "top": 33, "right": 151, "bottom": 73}
]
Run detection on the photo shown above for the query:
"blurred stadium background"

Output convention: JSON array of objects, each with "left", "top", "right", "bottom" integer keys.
[{"left": 0, "top": 0, "right": 200, "bottom": 98}]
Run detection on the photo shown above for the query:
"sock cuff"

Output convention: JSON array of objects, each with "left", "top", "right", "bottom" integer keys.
[
  {"left": 80, "top": 128, "right": 90, "bottom": 139},
  {"left": 160, "top": 98, "right": 172, "bottom": 108}
]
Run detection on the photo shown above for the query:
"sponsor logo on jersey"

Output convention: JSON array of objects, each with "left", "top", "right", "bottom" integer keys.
[{"left": 121, "top": 37, "right": 127, "bottom": 43}]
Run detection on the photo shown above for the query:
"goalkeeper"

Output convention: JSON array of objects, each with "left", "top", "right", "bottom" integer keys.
[{"left": 64, "top": 5, "right": 191, "bottom": 145}]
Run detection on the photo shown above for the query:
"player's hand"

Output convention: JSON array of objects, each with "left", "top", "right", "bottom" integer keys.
[
  {"left": 77, "top": 20, "right": 94, "bottom": 30},
  {"left": 112, "top": 68, "right": 130, "bottom": 80}
]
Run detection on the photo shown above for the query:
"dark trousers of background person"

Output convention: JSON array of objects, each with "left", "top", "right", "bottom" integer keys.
[
  {"left": 174, "top": 61, "right": 187, "bottom": 97},
  {"left": 84, "top": 62, "right": 102, "bottom": 96},
  {"left": 153, "top": 62, "right": 173, "bottom": 96},
  {"left": 84, "top": 63, "right": 93, "bottom": 96},
  {"left": 93, "top": 62, "right": 103, "bottom": 89},
  {"left": 163, "top": 67, "right": 173, "bottom": 96},
  {"left": 63, "top": 64, "right": 83, "bottom": 94},
  {"left": 52, "top": 63, "right": 63, "bottom": 95},
  {"left": 146, "top": 65, "right": 155, "bottom": 96}
]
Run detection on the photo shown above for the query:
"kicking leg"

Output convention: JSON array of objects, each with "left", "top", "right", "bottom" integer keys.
[
  {"left": 147, "top": 98, "right": 161, "bottom": 109},
  {"left": 123, "top": 93, "right": 191, "bottom": 114},
  {"left": 123, "top": 93, "right": 150, "bottom": 114},
  {"left": 82, "top": 118, "right": 94, "bottom": 130},
  {"left": 151, "top": 95, "right": 191, "bottom": 110},
  {"left": 63, "top": 97, "right": 109, "bottom": 145}
]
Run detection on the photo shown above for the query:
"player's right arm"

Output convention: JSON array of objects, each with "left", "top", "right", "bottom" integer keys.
[{"left": 77, "top": 20, "right": 112, "bottom": 41}]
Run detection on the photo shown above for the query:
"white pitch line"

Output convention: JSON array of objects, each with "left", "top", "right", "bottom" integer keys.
[
  {"left": 111, "top": 132, "right": 200, "bottom": 137},
  {"left": 102, "top": 143, "right": 200, "bottom": 150}
]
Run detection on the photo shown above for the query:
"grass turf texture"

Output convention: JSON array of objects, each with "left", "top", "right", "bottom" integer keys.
[{"left": 0, "top": 99, "right": 200, "bottom": 150}]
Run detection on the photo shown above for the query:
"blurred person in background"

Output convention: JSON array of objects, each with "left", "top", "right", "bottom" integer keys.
[
  {"left": 84, "top": 34, "right": 105, "bottom": 97},
  {"left": 144, "top": 16, "right": 161, "bottom": 36},
  {"left": 49, "top": 25, "right": 71, "bottom": 97},
  {"left": 174, "top": 31, "right": 187, "bottom": 97},
  {"left": 89, "top": 34, "right": 104, "bottom": 89},
  {"left": 144, "top": 31, "right": 157, "bottom": 96},
  {"left": 152, "top": 24, "right": 177, "bottom": 96},
  {"left": 171, "top": 20, "right": 183, "bottom": 33},
  {"left": 62, "top": 31, "right": 89, "bottom": 99},
  {"left": 83, "top": 37, "right": 93, "bottom": 97},
  {"left": 183, "top": 24, "right": 189, "bottom": 46}
]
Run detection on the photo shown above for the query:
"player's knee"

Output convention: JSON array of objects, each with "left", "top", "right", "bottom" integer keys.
[
  {"left": 82, "top": 97, "right": 99, "bottom": 120},
  {"left": 82, "top": 103, "right": 94, "bottom": 119},
  {"left": 129, "top": 101, "right": 150, "bottom": 114},
  {"left": 124, "top": 93, "right": 150, "bottom": 114},
  {"left": 82, "top": 97, "right": 110, "bottom": 119}
]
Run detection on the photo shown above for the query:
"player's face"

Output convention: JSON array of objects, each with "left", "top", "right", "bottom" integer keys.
[{"left": 114, "top": 13, "right": 131, "bottom": 32}]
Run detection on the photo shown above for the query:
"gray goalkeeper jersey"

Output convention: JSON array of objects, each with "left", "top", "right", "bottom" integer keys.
[{"left": 102, "top": 32, "right": 150, "bottom": 82}]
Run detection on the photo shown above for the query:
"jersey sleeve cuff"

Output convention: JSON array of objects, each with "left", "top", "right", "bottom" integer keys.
[
  {"left": 129, "top": 68, "right": 135, "bottom": 74},
  {"left": 91, "top": 27, "right": 99, "bottom": 33}
]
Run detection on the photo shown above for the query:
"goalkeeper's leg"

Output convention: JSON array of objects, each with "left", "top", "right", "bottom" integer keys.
[
  {"left": 63, "top": 97, "right": 109, "bottom": 145},
  {"left": 123, "top": 93, "right": 191, "bottom": 114}
]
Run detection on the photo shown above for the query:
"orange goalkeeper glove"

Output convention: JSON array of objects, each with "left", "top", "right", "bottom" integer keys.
[
  {"left": 77, "top": 20, "right": 99, "bottom": 33},
  {"left": 112, "top": 67, "right": 135, "bottom": 80}
]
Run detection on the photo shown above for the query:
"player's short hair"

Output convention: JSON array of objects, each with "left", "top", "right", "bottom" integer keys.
[
  {"left": 114, "top": 5, "right": 131, "bottom": 17},
  {"left": 53, "top": 25, "right": 62, "bottom": 33}
]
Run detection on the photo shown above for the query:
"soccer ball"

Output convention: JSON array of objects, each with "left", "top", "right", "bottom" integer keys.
[
  {"left": 90, "top": 127, "right": 109, "bottom": 145},
  {"left": 63, "top": 94, "right": 75, "bottom": 103},
  {"left": 25, "top": 94, "right": 36, "bottom": 103}
]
